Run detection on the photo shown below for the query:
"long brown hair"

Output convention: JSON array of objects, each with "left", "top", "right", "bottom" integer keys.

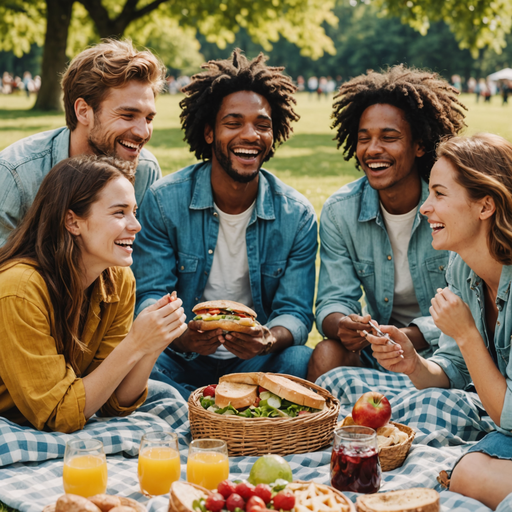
[
  {"left": 437, "top": 133, "right": 512, "bottom": 265},
  {"left": 0, "top": 155, "right": 135, "bottom": 373}
]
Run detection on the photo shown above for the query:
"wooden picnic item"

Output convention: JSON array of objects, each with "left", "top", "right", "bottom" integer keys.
[
  {"left": 289, "top": 480, "right": 356, "bottom": 512},
  {"left": 188, "top": 373, "right": 340, "bottom": 457},
  {"left": 338, "top": 417, "right": 415, "bottom": 472}
]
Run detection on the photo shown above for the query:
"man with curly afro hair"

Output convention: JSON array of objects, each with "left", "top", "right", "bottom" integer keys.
[
  {"left": 132, "top": 50, "right": 317, "bottom": 398},
  {"left": 308, "top": 65, "right": 467, "bottom": 381}
]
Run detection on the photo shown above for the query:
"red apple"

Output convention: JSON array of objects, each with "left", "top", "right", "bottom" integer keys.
[{"left": 351, "top": 392, "right": 391, "bottom": 429}]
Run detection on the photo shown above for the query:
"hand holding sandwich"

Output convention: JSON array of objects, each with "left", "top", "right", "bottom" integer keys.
[
  {"left": 223, "top": 325, "right": 276, "bottom": 359},
  {"left": 171, "top": 325, "right": 223, "bottom": 356}
]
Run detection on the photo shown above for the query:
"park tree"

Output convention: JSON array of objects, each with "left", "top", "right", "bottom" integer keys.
[{"left": 1, "top": 0, "right": 512, "bottom": 111}]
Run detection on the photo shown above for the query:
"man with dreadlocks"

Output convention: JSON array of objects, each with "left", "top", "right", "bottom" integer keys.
[
  {"left": 307, "top": 65, "right": 466, "bottom": 381},
  {"left": 132, "top": 50, "right": 317, "bottom": 398}
]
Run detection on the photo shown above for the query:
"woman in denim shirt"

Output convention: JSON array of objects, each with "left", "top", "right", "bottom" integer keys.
[{"left": 368, "top": 134, "right": 512, "bottom": 509}]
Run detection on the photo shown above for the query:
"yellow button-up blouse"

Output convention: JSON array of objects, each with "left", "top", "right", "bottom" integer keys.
[{"left": 0, "top": 259, "right": 147, "bottom": 432}]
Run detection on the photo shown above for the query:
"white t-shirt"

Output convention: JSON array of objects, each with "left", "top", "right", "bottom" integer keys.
[
  {"left": 380, "top": 203, "right": 422, "bottom": 327},
  {"left": 202, "top": 201, "right": 256, "bottom": 359}
]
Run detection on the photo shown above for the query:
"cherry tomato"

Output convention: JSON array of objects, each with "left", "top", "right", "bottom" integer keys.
[
  {"left": 273, "top": 490, "right": 295, "bottom": 511},
  {"left": 205, "top": 493, "right": 225, "bottom": 512},
  {"left": 254, "top": 484, "right": 272, "bottom": 504},
  {"left": 217, "top": 479, "right": 237, "bottom": 498},
  {"left": 235, "top": 481, "right": 256, "bottom": 500},
  {"left": 203, "top": 385, "right": 217, "bottom": 397},
  {"left": 246, "top": 496, "right": 267, "bottom": 512},
  {"left": 254, "top": 396, "right": 261, "bottom": 406},
  {"left": 258, "top": 386, "right": 267, "bottom": 394},
  {"left": 226, "top": 493, "right": 245, "bottom": 512}
]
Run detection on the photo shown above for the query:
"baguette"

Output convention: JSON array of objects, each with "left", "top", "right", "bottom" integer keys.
[{"left": 356, "top": 488, "right": 440, "bottom": 512}]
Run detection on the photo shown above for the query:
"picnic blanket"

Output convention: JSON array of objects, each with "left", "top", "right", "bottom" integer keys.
[{"left": 0, "top": 369, "right": 511, "bottom": 512}]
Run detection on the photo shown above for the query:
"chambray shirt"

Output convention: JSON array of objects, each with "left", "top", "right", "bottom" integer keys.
[
  {"left": 132, "top": 161, "right": 318, "bottom": 346},
  {"left": 316, "top": 176, "right": 449, "bottom": 348},
  {"left": 0, "top": 127, "right": 161, "bottom": 246},
  {"left": 430, "top": 254, "right": 512, "bottom": 435}
]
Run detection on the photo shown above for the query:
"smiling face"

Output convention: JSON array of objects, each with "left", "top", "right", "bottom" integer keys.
[
  {"left": 356, "top": 103, "right": 425, "bottom": 193},
  {"left": 420, "top": 157, "right": 491, "bottom": 254},
  {"left": 205, "top": 90, "right": 273, "bottom": 183},
  {"left": 87, "top": 80, "right": 156, "bottom": 164},
  {"left": 71, "top": 176, "right": 141, "bottom": 282}
]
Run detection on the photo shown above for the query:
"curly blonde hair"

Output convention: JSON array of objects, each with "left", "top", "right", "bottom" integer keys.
[
  {"left": 437, "top": 133, "right": 512, "bottom": 265},
  {"left": 62, "top": 39, "right": 166, "bottom": 131}
]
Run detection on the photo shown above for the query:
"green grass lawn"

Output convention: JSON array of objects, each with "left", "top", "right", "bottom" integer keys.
[
  {"left": 0, "top": 92, "right": 511, "bottom": 512},
  {"left": 1, "top": 91, "right": 511, "bottom": 348}
]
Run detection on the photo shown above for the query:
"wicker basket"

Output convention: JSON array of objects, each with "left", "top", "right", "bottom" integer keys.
[
  {"left": 289, "top": 481, "right": 356, "bottom": 512},
  {"left": 338, "top": 418, "right": 415, "bottom": 472},
  {"left": 189, "top": 373, "right": 340, "bottom": 457}
]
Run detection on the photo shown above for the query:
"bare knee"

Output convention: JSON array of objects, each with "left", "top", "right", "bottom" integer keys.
[
  {"left": 307, "top": 339, "right": 361, "bottom": 382},
  {"left": 450, "top": 453, "right": 485, "bottom": 497}
]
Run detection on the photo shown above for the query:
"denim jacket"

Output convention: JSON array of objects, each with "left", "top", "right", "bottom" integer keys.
[
  {"left": 0, "top": 127, "right": 161, "bottom": 246},
  {"left": 132, "top": 161, "right": 318, "bottom": 346},
  {"left": 316, "top": 176, "right": 449, "bottom": 349},
  {"left": 430, "top": 254, "right": 512, "bottom": 434}
]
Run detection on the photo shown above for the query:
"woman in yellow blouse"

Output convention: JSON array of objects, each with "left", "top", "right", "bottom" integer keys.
[{"left": 0, "top": 155, "right": 187, "bottom": 433}]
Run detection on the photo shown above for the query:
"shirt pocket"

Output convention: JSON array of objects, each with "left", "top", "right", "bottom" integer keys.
[
  {"left": 425, "top": 255, "right": 448, "bottom": 294},
  {"left": 261, "top": 260, "right": 287, "bottom": 304},
  {"left": 496, "top": 336, "right": 511, "bottom": 371},
  {"left": 353, "top": 260, "right": 375, "bottom": 291},
  {"left": 177, "top": 252, "right": 199, "bottom": 274}
]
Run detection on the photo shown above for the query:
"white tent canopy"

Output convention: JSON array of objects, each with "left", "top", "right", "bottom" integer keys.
[{"left": 487, "top": 68, "right": 512, "bottom": 81}]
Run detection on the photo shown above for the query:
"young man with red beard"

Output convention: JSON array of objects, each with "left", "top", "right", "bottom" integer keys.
[
  {"left": 307, "top": 65, "right": 467, "bottom": 382},
  {"left": 132, "top": 50, "right": 317, "bottom": 398},
  {"left": 0, "top": 39, "right": 165, "bottom": 246}
]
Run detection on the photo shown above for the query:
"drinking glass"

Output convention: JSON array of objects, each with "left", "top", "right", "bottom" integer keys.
[
  {"left": 63, "top": 439, "right": 108, "bottom": 497},
  {"left": 330, "top": 426, "right": 381, "bottom": 494},
  {"left": 186, "top": 439, "right": 229, "bottom": 490},
  {"left": 138, "top": 431, "right": 181, "bottom": 497}
]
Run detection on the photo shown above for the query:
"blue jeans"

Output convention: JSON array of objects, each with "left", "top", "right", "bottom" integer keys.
[{"left": 150, "top": 346, "right": 313, "bottom": 400}]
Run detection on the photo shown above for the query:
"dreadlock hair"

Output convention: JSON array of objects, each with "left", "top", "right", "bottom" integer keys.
[
  {"left": 331, "top": 65, "right": 467, "bottom": 182},
  {"left": 180, "top": 49, "right": 299, "bottom": 162}
]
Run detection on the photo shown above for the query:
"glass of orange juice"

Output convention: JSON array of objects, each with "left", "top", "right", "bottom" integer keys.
[
  {"left": 186, "top": 439, "right": 229, "bottom": 490},
  {"left": 63, "top": 439, "right": 108, "bottom": 497},
  {"left": 138, "top": 431, "right": 181, "bottom": 497}
]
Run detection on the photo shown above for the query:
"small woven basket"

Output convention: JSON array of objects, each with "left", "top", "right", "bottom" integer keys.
[
  {"left": 189, "top": 373, "right": 340, "bottom": 457},
  {"left": 338, "top": 418, "right": 415, "bottom": 472}
]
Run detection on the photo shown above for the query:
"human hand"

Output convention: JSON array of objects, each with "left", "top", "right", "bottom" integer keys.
[
  {"left": 337, "top": 314, "right": 372, "bottom": 352},
  {"left": 129, "top": 293, "right": 187, "bottom": 355},
  {"left": 222, "top": 325, "right": 274, "bottom": 360},
  {"left": 430, "top": 287, "right": 477, "bottom": 344},
  {"left": 171, "top": 320, "right": 224, "bottom": 356},
  {"left": 365, "top": 324, "right": 419, "bottom": 375}
]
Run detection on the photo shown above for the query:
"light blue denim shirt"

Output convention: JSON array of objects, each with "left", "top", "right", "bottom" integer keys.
[
  {"left": 316, "top": 176, "right": 449, "bottom": 349},
  {"left": 0, "top": 127, "right": 161, "bottom": 246},
  {"left": 430, "top": 253, "right": 512, "bottom": 435},
  {"left": 132, "top": 161, "right": 318, "bottom": 346}
]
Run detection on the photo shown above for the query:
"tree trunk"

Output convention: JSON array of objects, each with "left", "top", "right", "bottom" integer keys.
[{"left": 33, "top": 0, "right": 74, "bottom": 111}]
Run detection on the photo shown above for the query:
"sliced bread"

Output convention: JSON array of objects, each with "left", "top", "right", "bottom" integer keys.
[
  {"left": 219, "top": 372, "right": 262, "bottom": 386},
  {"left": 169, "top": 481, "right": 209, "bottom": 512},
  {"left": 356, "top": 488, "right": 440, "bottom": 512},
  {"left": 259, "top": 374, "right": 325, "bottom": 410},
  {"left": 214, "top": 381, "right": 258, "bottom": 409}
]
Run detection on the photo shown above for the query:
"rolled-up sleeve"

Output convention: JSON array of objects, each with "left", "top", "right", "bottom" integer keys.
[
  {"left": 315, "top": 204, "right": 364, "bottom": 337},
  {"left": 0, "top": 295, "right": 87, "bottom": 433}
]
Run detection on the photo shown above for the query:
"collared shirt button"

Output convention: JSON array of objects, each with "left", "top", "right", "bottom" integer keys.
[
  {"left": 180, "top": 265, "right": 185, "bottom": 271},
  {"left": 384, "top": 297, "right": 389, "bottom": 302},
  {"left": 213, "top": 212, "right": 218, "bottom": 217},
  {"left": 195, "top": 297, "right": 199, "bottom": 301},
  {"left": 497, "top": 321, "right": 501, "bottom": 325},
  {"left": 204, "top": 271, "right": 208, "bottom": 276},
  {"left": 208, "top": 249, "right": 213, "bottom": 254},
  {"left": 387, "top": 255, "right": 392, "bottom": 260},
  {"left": 439, "top": 265, "right": 445, "bottom": 271}
]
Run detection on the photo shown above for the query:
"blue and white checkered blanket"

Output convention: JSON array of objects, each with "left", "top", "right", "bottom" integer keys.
[{"left": 0, "top": 369, "right": 511, "bottom": 512}]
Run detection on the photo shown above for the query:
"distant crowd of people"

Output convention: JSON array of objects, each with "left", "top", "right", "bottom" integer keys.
[
  {"left": 453, "top": 74, "right": 512, "bottom": 105},
  {"left": 1, "top": 71, "right": 41, "bottom": 96}
]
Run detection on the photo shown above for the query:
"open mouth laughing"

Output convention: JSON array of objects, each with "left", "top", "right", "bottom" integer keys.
[
  {"left": 114, "top": 238, "right": 134, "bottom": 252},
  {"left": 430, "top": 222, "right": 445, "bottom": 234},
  {"left": 366, "top": 161, "right": 392, "bottom": 171},
  {"left": 231, "top": 147, "right": 262, "bottom": 161},
  {"left": 118, "top": 139, "right": 144, "bottom": 153}
]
